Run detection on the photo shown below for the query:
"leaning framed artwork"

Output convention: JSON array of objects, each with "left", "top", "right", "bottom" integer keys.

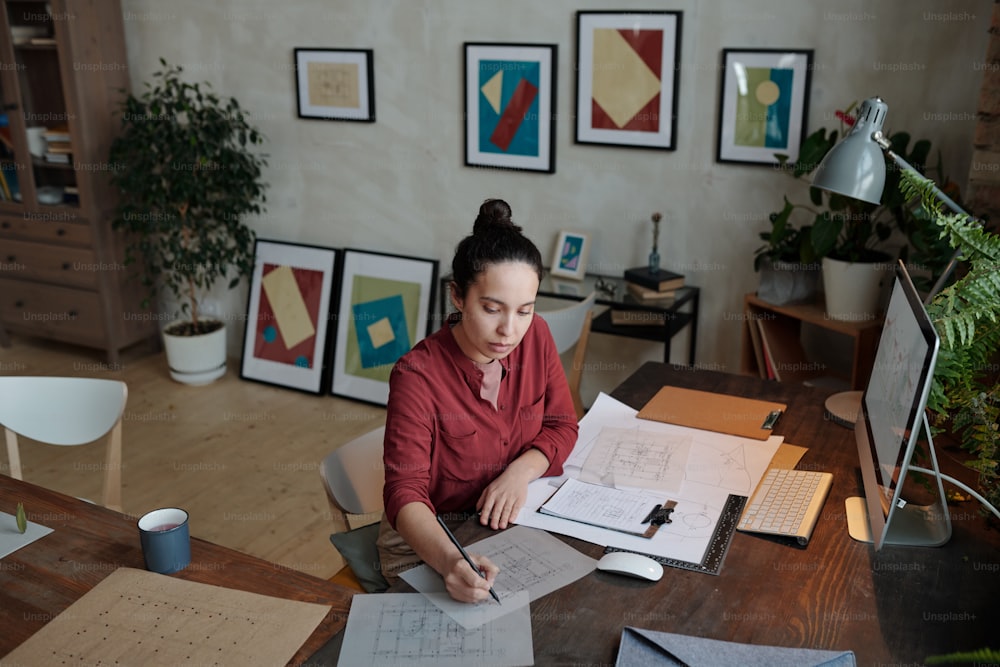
[
  {"left": 240, "top": 239, "right": 339, "bottom": 394},
  {"left": 716, "top": 49, "right": 813, "bottom": 166},
  {"left": 575, "top": 11, "right": 682, "bottom": 150},
  {"left": 464, "top": 42, "right": 557, "bottom": 173},
  {"left": 330, "top": 249, "right": 439, "bottom": 406},
  {"left": 550, "top": 230, "right": 590, "bottom": 281},
  {"left": 294, "top": 47, "right": 375, "bottom": 122}
]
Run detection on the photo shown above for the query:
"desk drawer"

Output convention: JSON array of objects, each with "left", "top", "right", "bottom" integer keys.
[
  {"left": 0, "top": 239, "right": 99, "bottom": 289},
  {"left": 0, "top": 213, "right": 91, "bottom": 247},
  {"left": 0, "top": 278, "right": 106, "bottom": 342}
]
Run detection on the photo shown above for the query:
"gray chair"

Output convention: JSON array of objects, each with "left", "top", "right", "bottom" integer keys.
[{"left": 536, "top": 292, "right": 596, "bottom": 419}]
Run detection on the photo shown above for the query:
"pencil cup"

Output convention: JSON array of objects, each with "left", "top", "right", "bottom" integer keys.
[{"left": 138, "top": 507, "right": 191, "bottom": 574}]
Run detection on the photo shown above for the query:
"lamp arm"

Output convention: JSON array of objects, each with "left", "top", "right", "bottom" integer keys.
[{"left": 873, "top": 132, "right": 972, "bottom": 302}]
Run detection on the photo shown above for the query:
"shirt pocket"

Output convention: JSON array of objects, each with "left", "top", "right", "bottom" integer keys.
[
  {"left": 519, "top": 393, "right": 545, "bottom": 445},
  {"left": 435, "top": 423, "right": 485, "bottom": 482}
]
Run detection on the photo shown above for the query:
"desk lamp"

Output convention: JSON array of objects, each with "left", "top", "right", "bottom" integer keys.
[{"left": 810, "top": 96, "right": 973, "bottom": 426}]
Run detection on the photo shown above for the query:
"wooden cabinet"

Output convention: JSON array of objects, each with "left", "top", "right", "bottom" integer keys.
[
  {"left": 740, "top": 292, "right": 882, "bottom": 390},
  {"left": 0, "top": 0, "right": 155, "bottom": 361}
]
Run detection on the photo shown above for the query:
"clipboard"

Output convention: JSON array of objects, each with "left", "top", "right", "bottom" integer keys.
[
  {"left": 537, "top": 478, "right": 675, "bottom": 539},
  {"left": 636, "top": 386, "right": 786, "bottom": 441}
]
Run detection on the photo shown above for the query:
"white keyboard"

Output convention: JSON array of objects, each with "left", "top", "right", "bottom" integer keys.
[{"left": 737, "top": 468, "right": 833, "bottom": 546}]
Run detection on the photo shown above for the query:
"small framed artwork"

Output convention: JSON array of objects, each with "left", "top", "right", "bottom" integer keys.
[
  {"left": 294, "top": 47, "right": 375, "bottom": 122},
  {"left": 575, "top": 11, "right": 682, "bottom": 150},
  {"left": 716, "top": 48, "right": 813, "bottom": 166},
  {"left": 550, "top": 230, "right": 590, "bottom": 281},
  {"left": 240, "top": 239, "right": 339, "bottom": 394},
  {"left": 331, "top": 249, "right": 439, "bottom": 406},
  {"left": 464, "top": 42, "right": 557, "bottom": 173}
]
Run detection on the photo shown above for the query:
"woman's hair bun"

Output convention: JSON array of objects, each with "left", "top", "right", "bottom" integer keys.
[{"left": 473, "top": 198, "right": 521, "bottom": 235}]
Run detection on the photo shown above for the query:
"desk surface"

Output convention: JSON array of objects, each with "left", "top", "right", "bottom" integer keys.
[
  {"left": 403, "top": 362, "right": 1000, "bottom": 665},
  {"left": 0, "top": 476, "right": 355, "bottom": 665}
]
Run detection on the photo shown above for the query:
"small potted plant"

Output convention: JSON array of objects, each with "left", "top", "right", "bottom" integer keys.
[
  {"left": 753, "top": 198, "right": 820, "bottom": 305},
  {"left": 109, "top": 59, "right": 268, "bottom": 384}
]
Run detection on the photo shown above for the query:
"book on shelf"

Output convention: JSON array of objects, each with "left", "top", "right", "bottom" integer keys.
[
  {"left": 610, "top": 309, "right": 667, "bottom": 326},
  {"left": 0, "top": 163, "right": 20, "bottom": 201},
  {"left": 44, "top": 152, "right": 70, "bottom": 164},
  {"left": 42, "top": 125, "right": 71, "bottom": 143},
  {"left": 751, "top": 308, "right": 823, "bottom": 385},
  {"left": 625, "top": 281, "right": 676, "bottom": 302},
  {"left": 623, "top": 266, "right": 685, "bottom": 292}
]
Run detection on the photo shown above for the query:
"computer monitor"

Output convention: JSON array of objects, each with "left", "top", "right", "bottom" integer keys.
[{"left": 845, "top": 260, "right": 952, "bottom": 548}]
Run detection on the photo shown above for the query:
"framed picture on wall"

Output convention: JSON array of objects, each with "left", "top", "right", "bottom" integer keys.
[
  {"left": 240, "top": 239, "right": 339, "bottom": 394},
  {"left": 294, "top": 47, "right": 375, "bottom": 122},
  {"left": 463, "top": 42, "right": 557, "bottom": 173},
  {"left": 330, "top": 249, "right": 439, "bottom": 406},
  {"left": 716, "top": 48, "right": 813, "bottom": 166},
  {"left": 575, "top": 11, "right": 682, "bottom": 150},
  {"left": 550, "top": 230, "right": 590, "bottom": 281}
]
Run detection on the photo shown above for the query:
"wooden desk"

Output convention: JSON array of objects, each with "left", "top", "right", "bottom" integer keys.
[
  {"left": 398, "top": 362, "right": 1000, "bottom": 665},
  {"left": 0, "top": 476, "right": 355, "bottom": 665}
]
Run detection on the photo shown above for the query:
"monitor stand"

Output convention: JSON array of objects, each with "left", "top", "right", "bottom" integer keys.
[{"left": 846, "top": 413, "right": 953, "bottom": 547}]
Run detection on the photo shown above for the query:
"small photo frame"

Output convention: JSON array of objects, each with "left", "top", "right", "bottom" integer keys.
[
  {"left": 716, "top": 48, "right": 813, "bottom": 166},
  {"left": 331, "top": 249, "right": 439, "bottom": 406},
  {"left": 550, "top": 231, "right": 590, "bottom": 281},
  {"left": 294, "top": 47, "right": 375, "bottom": 122},
  {"left": 575, "top": 11, "right": 682, "bottom": 150},
  {"left": 240, "top": 239, "right": 339, "bottom": 394},
  {"left": 464, "top": 42, "right": 557, "bottom": 173}
]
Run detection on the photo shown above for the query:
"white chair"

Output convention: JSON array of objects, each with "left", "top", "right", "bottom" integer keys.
[
  {"left": 537, "top": 292, "right": 596, "bottom": 420},
  {"left": 0, "top": 376, "right": 128, "bottom": 512},
  {"left": 319, "top": 425, "right": 386, "bottom": 532}
]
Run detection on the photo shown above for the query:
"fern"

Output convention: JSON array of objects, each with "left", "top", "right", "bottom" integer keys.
[
  {"left": 901, "top": 169, "right": 1000, "bottom": 509},
  {"left": 926, "top": 647, "right": 1000, "bottom": 665}
]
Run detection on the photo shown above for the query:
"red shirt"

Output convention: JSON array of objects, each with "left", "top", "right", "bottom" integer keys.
[{"left": 382, "top": 314, "right": 578, "bottom": 527}]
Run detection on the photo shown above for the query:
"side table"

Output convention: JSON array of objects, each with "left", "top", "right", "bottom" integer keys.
[{"left": 438, "top": 272, "right": 700, "bottom": 365}]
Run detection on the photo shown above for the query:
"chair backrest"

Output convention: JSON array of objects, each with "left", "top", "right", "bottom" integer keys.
[
  {"left": 319, "top": 425, "right": 386, "bottom": 530},
  {"left": 0, "top": 376, "right": 128, "bottom": 512},
  {"left": 536, "top": 292, "right": 596, "bottom": 420}
]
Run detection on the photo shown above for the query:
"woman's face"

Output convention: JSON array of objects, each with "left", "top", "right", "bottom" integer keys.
[{"left": 450, "top": 261, "right": 540, "bottom": 364}]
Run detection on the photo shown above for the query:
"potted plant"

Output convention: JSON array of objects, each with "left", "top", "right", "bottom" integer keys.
[
  {"left": 753, "top": 198, "right": 820, "bottom": 305},
  {"left": 109, "top": 60, "right": 268, "bottom": 385},
  {"left": 770, "top": 102, "right": 949, "bottom": 320},
  {"left": 901, "top": 168, "right": 1000, "bottom": 514}
]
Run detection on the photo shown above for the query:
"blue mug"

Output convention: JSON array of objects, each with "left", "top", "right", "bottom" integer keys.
[{"left": 138, "top": 507, "right": 191, "bottom": 574}]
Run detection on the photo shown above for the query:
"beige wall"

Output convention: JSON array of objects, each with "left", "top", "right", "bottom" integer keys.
[{"left": 119, "top": 0, "right": 991, "bottom": 405}]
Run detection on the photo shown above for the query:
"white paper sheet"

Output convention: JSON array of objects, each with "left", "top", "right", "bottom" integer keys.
[
  {"left": 0, "top": 510, "right": 53, "bottom": 559},
  {"left": 337, "top": 592, "right": 534, "bottom": 667},
  {"left": 516, "top": 392, "right": 783, "bottom": 564},
  {"left": 401, "top": 525, "right": 596, "bottom": 629}
]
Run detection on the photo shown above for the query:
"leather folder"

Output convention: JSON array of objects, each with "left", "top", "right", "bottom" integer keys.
[{"left": 636, "top": 386, "right": 786, "bottom": 441}]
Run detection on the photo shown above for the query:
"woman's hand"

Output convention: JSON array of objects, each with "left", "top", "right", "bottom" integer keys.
[
  {"left": 443, "top": 553, "right": 499, "bottom": 603},
  {"left": 476, "top": 449, "right": 550, "bottom": 529}
]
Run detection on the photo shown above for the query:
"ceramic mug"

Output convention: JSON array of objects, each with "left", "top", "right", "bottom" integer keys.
[{"left": 137, "top": 507, "right": 191, "bottom": 574}]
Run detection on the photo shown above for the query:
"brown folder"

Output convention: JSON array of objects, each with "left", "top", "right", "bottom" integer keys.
[{"left": 636, "top": 386, "right": 786, "bottom": 440}]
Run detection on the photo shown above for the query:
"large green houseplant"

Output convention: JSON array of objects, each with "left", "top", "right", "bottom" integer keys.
[
  {"left": 109, "top": 60, "right": 267, "bottom": 383},
  {"left": 763, "top": 102, "right": 953, "bottom": 317}
]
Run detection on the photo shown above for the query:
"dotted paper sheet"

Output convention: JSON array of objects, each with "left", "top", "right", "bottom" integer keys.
[{"left": 3, "top": 567, "right": 330, "bottom": 666}]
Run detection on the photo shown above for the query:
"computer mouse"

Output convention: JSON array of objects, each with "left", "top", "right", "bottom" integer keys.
[{"left": 595, "top": 551, "right": 664, "bottom": 581}]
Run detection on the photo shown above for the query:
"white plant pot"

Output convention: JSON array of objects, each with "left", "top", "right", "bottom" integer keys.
[
  {"left": 162, "top": 320, "right": 227, "bottom": 385},
  {"left": 821, "top": 257, "right": 890, "bottom": 322}
]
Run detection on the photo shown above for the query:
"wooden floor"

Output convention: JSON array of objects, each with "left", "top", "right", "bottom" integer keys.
[{"left": 0, "top": 333, "right": 387, "bottom": 580}]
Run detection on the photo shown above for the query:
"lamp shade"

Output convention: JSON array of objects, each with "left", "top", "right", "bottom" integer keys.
[{"left": 811, "top": 97, "right": 888, "bottom": 205}]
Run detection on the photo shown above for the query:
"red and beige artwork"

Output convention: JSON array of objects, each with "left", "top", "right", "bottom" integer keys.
[{"left": 589, "top": 27, "right": 663, "bottom": 132}]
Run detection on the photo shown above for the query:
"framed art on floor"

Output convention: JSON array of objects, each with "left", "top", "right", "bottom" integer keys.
[
  {"left": 330, "top": 249, "right": 439, "bottom": 406},
  {"left": 240, "top": 239, "right": 339, "bottom": 394},
  {"left": 463, "top": 42, "right": 557, "bottom": 173},
  {"left": 575, "top": 11, "right": 682, "bottom": 150},
  {"left": 294, "top": 47, "right": 375, "bottom": 122},
  {"left": 716, "top": 48, "right": 813, "bottom": 166}
]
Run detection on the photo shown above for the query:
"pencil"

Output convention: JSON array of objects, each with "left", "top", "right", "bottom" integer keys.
[{"left": 435, "top": 514, "right": 501, "bottom": 604}]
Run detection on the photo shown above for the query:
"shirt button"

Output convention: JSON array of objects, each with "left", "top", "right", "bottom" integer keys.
[{"left": 502, "top": 440, "right": 508, "bottom": 447}]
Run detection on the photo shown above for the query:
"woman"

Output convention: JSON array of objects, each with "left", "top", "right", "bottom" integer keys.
[{"left": 377, "top": 198, "right": 578, "bottom": 602}]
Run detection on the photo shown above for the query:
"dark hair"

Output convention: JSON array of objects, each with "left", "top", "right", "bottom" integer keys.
[{"left": 451, "top": 199, "right": 544, "bottom": 297}]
